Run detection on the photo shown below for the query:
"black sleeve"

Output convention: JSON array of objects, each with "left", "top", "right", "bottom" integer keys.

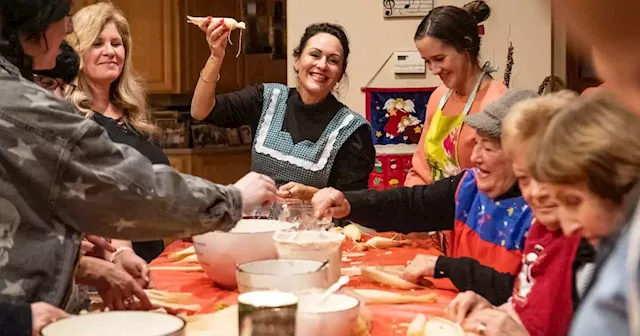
[
  {"left": 204, "top": 84, "right": 264, "bottom": 132},
  {"left": 0, "top": 302, "right": 31, "bottom": 336},
  {"left": 328, "top": 124, "right": 376, "bottom": 192},
  {"left": 435, "top": 256, "right": 515, "bottom": 306},
  {"left": 572, "top": 238, "right": 597, "bottom": 309},
  {"left": 343, "top": 173, "right": 463, "bottom": 233}
]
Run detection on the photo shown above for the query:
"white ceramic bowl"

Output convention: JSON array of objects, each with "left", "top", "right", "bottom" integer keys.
[
  {"left": 236, "top": 259, "right": 330, "bottom": 294},
  {"left": 192, "top": 219, "right": 293, "bottom": 289},
  {"left": 296, "top": 293, "right": 360, "bottom": 336},
  {"left": 40, "top": 311, "right": 185, "bottom": 336}
]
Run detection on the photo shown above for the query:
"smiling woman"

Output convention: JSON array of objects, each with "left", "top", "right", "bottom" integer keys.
[
  {"left": 311, "top": 89, "right": 539, "bottom": 305},
  {"left": 67, "top": 2, "right": 167, "bottom": 265},
  {"left": 189, "top": 21, "right": 375, "bottom": 202},
  {"left": 404, "top": 1, "right": 508, "bottom": 192}
]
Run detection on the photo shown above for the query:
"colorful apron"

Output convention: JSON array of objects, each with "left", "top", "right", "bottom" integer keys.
[
  {"left": 424, "top": 71, "right": 487, "bottom": 254},
  {"left": 452, "top": 169, "right": 532, "bottom": 274}
]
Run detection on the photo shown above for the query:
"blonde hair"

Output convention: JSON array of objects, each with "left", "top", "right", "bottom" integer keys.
[
  {"left": 502, "top": 90, "right": 578, "bottom": 156},
  {"left": 67, "top": 2, "right": 156, "bottom": 136},
  {"left": 529, "top": 92, "right": 640, "bottom": 205}
]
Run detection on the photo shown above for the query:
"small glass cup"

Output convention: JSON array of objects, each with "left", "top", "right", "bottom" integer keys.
[{"left": 275, "top": 200, "right": 332, "bottom": 231}]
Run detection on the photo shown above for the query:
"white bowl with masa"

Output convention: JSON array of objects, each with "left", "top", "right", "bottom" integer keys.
[{"left": 192, "top": 219, "right": 293, "bottom": 289}]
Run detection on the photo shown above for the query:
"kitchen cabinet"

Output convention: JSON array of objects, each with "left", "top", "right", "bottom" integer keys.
[
  {"left": 165, "top": 147, "right": 252, "bottom": 185},
  {"left": 71, "top": 0, "right": 245, "bottom": 94}
]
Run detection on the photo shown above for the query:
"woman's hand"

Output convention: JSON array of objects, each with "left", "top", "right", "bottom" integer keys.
[
  {"left": 198, "top": 17, "right": 229, "bottom": 61},
  {"left": 276, "top": 182, "right": 318, "bottom": 201},
  {"left": 76, "top": 257, "right": 152, "bottom": 311},
  {"left": 402, "top": 254, "right": 438, "bottom": 282},
  {"left": 462, "top": 308, "right": 530, "bottom": 336},
  {"left": 81, "top": 235, "right": 115, "bottom": 257},
  {"left": 446, "top": 290, "right": 494, "bottom": 324},
  {"left": 234, "top": 172, "right": 278, "bottom": 214},
  {"left": 31, "top": 302, "right": 69, "bottom": 336},
  {"left": 112, "top": 249, "right": 153, "bottom": 289},
  {"left": 311, "top": 187, "right": 351, "bottom": 219}
]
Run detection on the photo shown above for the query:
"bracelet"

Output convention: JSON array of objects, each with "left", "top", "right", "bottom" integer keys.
[
  {"left": 199, "top": 70, "right": 221, "bottom": 84},
  {"left": 109, "top": 246, "right": 134, "bottom": 263}
]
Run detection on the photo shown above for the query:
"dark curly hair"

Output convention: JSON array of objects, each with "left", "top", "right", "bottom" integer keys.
[
  {"left": 0, "top": 0, "right": 72, "bottom": 79},
  {"left": 33, "top": 40, "right": 79, "bottom": 84},
  {"left": 414, "top": 1, "right": 490, "bottom": 62},
  {"left": 293, "top": 22, "right": 350, "bottom": 77}
]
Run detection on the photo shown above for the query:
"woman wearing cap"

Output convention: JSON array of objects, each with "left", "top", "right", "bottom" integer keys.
[
  {"left": 447, "top": 92, "right": 596, "bottom": 336},
  {"left": 456, "top": 93, "right": 640, "bottom": 336},
  {"left": 312, "top": 89, "right": 537, "bottom": 301}
]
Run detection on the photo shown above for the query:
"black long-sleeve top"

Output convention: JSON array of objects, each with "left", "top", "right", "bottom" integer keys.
[
  {"left": 344, "top": 172, "right": 596, "bottom": 306},
  {"left": 92, "top": 113, "right": 167, "bottom": 263},
  {"left": 343, "top": 172, "right": 521, "bottom": 304},
  {"left": 0, "top": 302, "right": 31, "bottom": 336},
  {"left": 204, "top": 84, "right": 376, "bottom": 191}
]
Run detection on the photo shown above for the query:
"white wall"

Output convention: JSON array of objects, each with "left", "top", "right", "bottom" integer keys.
[{"left": 287, "top": 0, "right": 553, "bottom": 115}]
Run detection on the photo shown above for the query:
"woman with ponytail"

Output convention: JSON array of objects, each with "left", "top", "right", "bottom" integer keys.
[{"left": 404, "top": 1, "right": 508, "bottom": 254}]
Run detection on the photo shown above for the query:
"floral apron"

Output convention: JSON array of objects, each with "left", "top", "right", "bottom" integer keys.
[{"left": 424, "top": 71, "right": 486, "bottom": 254}]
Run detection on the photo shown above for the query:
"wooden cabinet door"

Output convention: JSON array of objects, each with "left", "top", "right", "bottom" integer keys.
[
  {"left": 71, "top": 0, "right": 98, "bottom": 14},
  {"left": 110, "top": 0, "right": 182, "bottom": 93},
  {"left": 192, "top": 151, "right": 251, "bottom": 185},
  {"left": 167, "top": 154, "right": 192, "bottom": 174}
]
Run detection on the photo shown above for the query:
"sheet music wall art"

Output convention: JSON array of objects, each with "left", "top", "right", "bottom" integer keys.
[{"left": 383, "top": 0, "right": 434, "bottom": 18}]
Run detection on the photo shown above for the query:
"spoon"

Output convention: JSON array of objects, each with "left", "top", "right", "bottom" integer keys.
[
  {"left": 314, "top": 259, "right": 329, "bottom": 272},
  {"left": 313, "top": 275, "right": 350, "bottom": 307}
]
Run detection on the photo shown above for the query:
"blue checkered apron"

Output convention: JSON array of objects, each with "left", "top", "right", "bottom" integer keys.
[{"left": 251, "top": 83, "right": 368, "bottom": 189}]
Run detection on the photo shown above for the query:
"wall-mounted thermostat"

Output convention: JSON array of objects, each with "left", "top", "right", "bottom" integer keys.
[{"left": 392, "top": 51, "right": 425, "bottom": 74}]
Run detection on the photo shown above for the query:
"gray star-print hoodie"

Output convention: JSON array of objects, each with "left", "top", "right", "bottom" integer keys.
[{"left": 0, "top": 55, "right": 242, "bottom": 308}]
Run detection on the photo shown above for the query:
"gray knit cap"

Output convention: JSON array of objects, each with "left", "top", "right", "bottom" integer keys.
[{"left": 465, "top": 89, "right": 539, "bottom": 139}]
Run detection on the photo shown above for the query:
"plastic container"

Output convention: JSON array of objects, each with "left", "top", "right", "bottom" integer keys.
[{"left": 273, "top": 230, "right": 345, "bottom": 284}]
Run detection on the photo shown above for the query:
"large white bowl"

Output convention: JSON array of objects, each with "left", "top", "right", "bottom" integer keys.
[
  {"left": 236, "top": 259, "right": 330, "bottom": 293},
  {"left": 40, "top": 311, "right": 185, "bottom": 336},
  {"left": 296, "top": 293, "right": 360, "bottom": 336},
  {"left": 192, "top": 219, "right": 293, "bottom": 289}
]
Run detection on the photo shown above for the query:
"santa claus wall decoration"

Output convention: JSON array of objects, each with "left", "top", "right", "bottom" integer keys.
[{"left": 363, "top": 87, "right": 435, "bottom": 146}]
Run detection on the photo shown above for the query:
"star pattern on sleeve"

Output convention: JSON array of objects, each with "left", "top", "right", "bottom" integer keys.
[
  {"left": 63, "top": 177, "right": 95, "bottom": 200},
  {"left": 8, "top": 139, "right": 37, "bottom": 166},
  {"left": 1, "top": 279, "right": 26, "bottom": 297},
  {"left": 23, "top": 91, "right": 56, "bottom": 109}
]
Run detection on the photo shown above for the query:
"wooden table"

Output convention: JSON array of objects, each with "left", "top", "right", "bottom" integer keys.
[{"left": 149, "top": 232, "right": 458, "bottom": 335}]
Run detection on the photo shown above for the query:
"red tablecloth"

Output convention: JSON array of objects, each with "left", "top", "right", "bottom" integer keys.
[{"left": 150, "top": 232, "right": 458, "bottom": 335}]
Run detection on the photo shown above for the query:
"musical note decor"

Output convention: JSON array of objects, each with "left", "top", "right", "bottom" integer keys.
[{"left": 383, "top": 0, "right": 434, "bottom": 18}]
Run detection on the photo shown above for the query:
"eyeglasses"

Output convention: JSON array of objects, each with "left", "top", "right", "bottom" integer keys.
[{"left": 33, "top": 74, "right": 76, "bottom": 95}]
